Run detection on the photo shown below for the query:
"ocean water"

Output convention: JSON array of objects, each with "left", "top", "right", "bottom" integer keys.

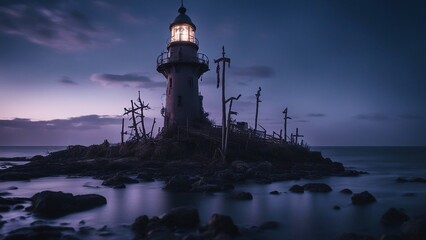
[
  {"left": 0, "top": 146, "right": 67, "bottom": 158},
  {"left": 0, "top": 146, "right": 425, "bottom": 239}
]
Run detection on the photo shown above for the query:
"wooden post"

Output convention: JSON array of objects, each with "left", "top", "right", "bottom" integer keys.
[
  {"left": 294, "top": 127, "right": 304, "bottom": 145},
  {"left": 283, "top": 107, "right": 291, "bottom": 143},
  {"left": 254, "top": 87, "right": 261, "bottom": 132},
  {"left": 130, "top": 100, "right": 140, "bottom": 140},
  {"left": 150, "top": 118, "right": 156, "bottom": 139},
  {"left": 225, "top": 94, "right": 241, "bottom": 156},
  {"left": 121, "top": 118, "right": 125, "bottom": 144},
  {"left": 214, "top": 46, "right": 231, "bottom": 161},
  {"left": 137, "top": 91, "right": 148, "bottom": 141}
]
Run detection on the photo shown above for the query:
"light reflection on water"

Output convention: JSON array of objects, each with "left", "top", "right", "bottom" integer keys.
[{"left": 0, "top": 147, "right": 425, "bottom": 239}]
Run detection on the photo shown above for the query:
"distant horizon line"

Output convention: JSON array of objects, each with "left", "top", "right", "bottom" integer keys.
[{"left": 1, "top": 145, "right": 425, "bottom": 148}]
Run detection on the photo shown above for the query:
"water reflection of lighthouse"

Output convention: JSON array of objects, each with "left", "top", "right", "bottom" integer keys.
[{"left": 156, "top": 3, "right": 209, "bottom": 129}]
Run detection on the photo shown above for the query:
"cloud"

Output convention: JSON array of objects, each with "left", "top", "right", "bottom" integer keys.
[
  {"left": 354, "top": 113, "right": 389, "bottom": 121},
  {"left": 58, "top": 76, "right": 77, "bottom": 85},
  {"left": 0, "top": 115, "right": 121, "bottom": 131},
  {"left": 230, "top": 65, "right": 275, "bottom": 79},
  {"left": 120, "top": 12, "right": 150, "bottom": 25},
  {"left": 91, "top": 73, "right": 163, "bottom": 89},
  {"left": 0, "top": 1, "right": 117, "bottom": 51},
  {"left": 307, "top": 113, "right": 326, "bottom": 118}
]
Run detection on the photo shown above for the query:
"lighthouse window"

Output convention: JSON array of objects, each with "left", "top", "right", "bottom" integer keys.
[{"left": 178, "top": 96, "right": 182, "bottom": 107}]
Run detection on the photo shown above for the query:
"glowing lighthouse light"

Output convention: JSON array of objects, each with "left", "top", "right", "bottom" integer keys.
[{"left": 171, "top": 24, "right": 195, "bottom": 43}]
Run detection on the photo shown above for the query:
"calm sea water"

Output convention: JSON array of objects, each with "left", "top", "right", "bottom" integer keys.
[
  {"left": 0, "top": 146, "right": 67, "bottom": 158},
  {"left": 0, "top": 146, "right": 425, "bottom": 240}
]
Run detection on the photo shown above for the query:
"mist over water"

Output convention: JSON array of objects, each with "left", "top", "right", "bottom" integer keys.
[{"left": 0, "top": 146, "right": 425, "bottom": 239}]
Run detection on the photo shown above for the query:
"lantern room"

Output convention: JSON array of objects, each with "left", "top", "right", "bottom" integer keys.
[{"left": 169, "top": 5, "right": 197, "bottom": 45}]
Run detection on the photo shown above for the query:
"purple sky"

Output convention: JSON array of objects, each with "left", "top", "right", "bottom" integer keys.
[{"left": 1, "top": 0, "right": 425, "bottom": 146}]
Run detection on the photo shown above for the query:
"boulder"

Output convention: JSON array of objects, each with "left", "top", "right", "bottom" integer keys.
[
  {"left": 207, "top": 214, "right": 239, "bottom": 237},
  {"left": 231, "top": 160, "right": 249, "bottom": 173},
  {"left": 29, "top": 191, "right": 106, "bottom": 217},
  {"left": 303, "top": 183, "right": 332, "bottom": 192},
  {"left": 260, "top": 221, "right": 280, "bottom": 230},
  {"left": 351, "top": 191, "right": 376, "bottom": 205},
  {"left": 137, "top": 173, "right": 155, "bottom": 182},
  {"left": 161, "top": 206, "right": 200, "bottom": 229},
  {"left": 0, "top": 172, "right": 33, "bottom": 181},
  {"left": 163, "top": 175, "right": 192, "bottom": 192},
  {"left": 269, "top": 190, "right": 280, "bottom": 195},
  {"left": 132, "top": 215, "right": 149, "bottom": 235},
  {"left": 231, "top": 191, "right": 253, "bottom": 200},
  {"left": 340, "top": 188, "right": 353, "bottom": 194},
  {"left": 381, "top": 208, "right": 409, "bottom": 227},
  {"left": 289, "top": 184, "right": 304, "bottom": 193},
  {"left": 101, "top": 175, "right": 138, "bottom": 187},
  {"left": 402, "top": 214, "right": 426, "bottom": 240}
]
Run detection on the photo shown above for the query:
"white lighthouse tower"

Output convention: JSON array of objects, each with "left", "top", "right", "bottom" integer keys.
[{"left": 157, "top": 3, "right": 209, "bottom": 129}]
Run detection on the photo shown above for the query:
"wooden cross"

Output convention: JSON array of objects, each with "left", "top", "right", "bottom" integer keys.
[
  {"left": 283, "top": 107, "right": 292, "bottom": 143},
  {"left": 294, "top": 127, "right": 304, "bottom": 145}
]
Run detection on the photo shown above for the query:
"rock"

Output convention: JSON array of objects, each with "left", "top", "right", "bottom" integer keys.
[
  {"left": 0, "top": 206, "right": 10, "bottom": 212},
  {"left": 137, "top": 173, "right": 155, "bottom": 182},
  {"left": 351, "top": 191, "right": 376, "bottom": 205},
  {"left": 163, "top": 175, "right": 192, "bottom": 192},
  {"left": 0, "top": 220, "right": 6, "bottom": 228},
  {"left": 289, "top": 184, "right": 304, "bottom": 193},
  {"left": 231, "top": 160, "right": 249, "bottom": 173},
  {"left": 207, "top": 214, "right": 239, "bottom": 237},
  {"left": 231, "top": 191, "right": 253, "bottom": 200},
  {"left": 339, "top": 233, "right": 375, "bottom": 240},
  {"left": 340, "top": 188, "right": 353, "bottom": 194},
  {"left": 4, "top": 225, "right": 75, "bottom": 240},
  {"left": 269, "top": 190, "right": 280, "bottom": 195},
  {"left": 396, "top": 177, "right": 408, "bottom": 183},
  {"left": 412, "top": 177, "right": 426, "bottom": 183},
  {"left": 0, "top": 197, "right": 29, "bottom": 205},
  {"left": 132, "top": 215, "right": 149, "bottom": 234},
  {"left": 29, "top": 191, "right": 107, "bottom": 217},
  {"left": 7, "top": 186, "right": 18, "bottom": 190},
  {"left": 401, "top": 192, "right": 416, "bottom": 197},
  {"left": 260, "top": 221, "right": 280, "bottom": 230},
  {"left": 333, "top": 205, "right": 341, "bottom": 210},
  {"left": 402, "top": 214, "right": 426, "bottom": 240},
  {"left": 102, "top": 175, "right": 138, "bottom": 187},
  {"left": 381, "top": 208, "right": 409, "bottom": 227},
  {"left": 0, "top": 172, "right": 33, "bottom": 181},
  {"left": 161, "top": 206, "right": 200, "bottom": 229},
  {"left": 303, "top": 183, "right": 332, "bottom": 192},
  {"left": 113, "top": 184, "right": 126, "bottom": 189}
]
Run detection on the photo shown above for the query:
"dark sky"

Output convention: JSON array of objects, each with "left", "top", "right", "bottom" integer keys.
[{"left": 1, "top": 0, "right": 425, "bottom": 146}]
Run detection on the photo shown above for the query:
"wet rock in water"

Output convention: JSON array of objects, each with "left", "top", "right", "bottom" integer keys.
[
  {"left": 13, "top": 205, "right": 24, "bottom": 210},
  {"left": 161, "top": 206, "right": 200, "bottom": 229},
  {"left": 7, "top": 186, "right": 18, "bottom": 190},
  {"left": 0, "top": 172, "right": 33, "bottom": 181},
  {"left": 289, "top": 184, "right": 304, "bottom": 193},
  {"left": 163, "top": 175, "right": 192, "bottom": 192},
  {"left": 132, "top": 215, "right": 149, "bottom": 235},
  {"left": 206, "top": 213, "right": 239, "bottom": 237},
  {"left": 303, "top": 183, "right": 332, "bottom": 192},
  {"left": 101, "top": 175, "right": 138, "bottom": 187},
  {"left": 381, "top": 208, "right": 410, "bottom": 227},
  {"left": 401, "top": 192, "right": 416, "bottom": 197},
  {"left": 4, "top": 225, "right": 75, "bottom": 240},
  {"left": 0, "top": 220, "right": 6, "bottom": 228},
  {"left": 396, "top": 177, "right": 426, "bottom": 183},
  {"left": 0, "top": 206, "right": 10, "bottom": 212},
  {"left": 191, "top": 179, "right": 222, "bottom": 193},
  {"left": 401, "top": 214, "right": 426, "bottom": 240},
  {"left": 113, "top": 184, "right": 126, "bottom": 189},
  {"left": 340, "top": 188, "right": 353, "bottom": 194},
  {"left": 231, "top": 191, "right": 253, "bottom": 200},
  {"left": 0, "top": 192, "right": 10, "bottom": 196},
  {"left": 333, "top": 205, "right": 341, "bottom": 210},
  {"left": 29, "top": 191, "right": 106, "bottom": 217},
  {"left": 351, "top": 191, "right": 376, "bottom": 205},
  {"left": 0, "top": 197, "right": 29, "bottom": 205},
  {"left": 260, "top": 221, "right": 280, "bottom": 230},
  {"left": 137, "top": 173, "right": 155, "bottom": 182},
  {"left": 269, "top": 190, "right": 280, "bottom": 195},
  {"left": 338, "top": 233, "right": 375, "bottom": 240}
]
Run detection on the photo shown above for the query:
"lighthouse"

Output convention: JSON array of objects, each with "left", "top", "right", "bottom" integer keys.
[{"left": 157, "top": 3, "right": 209, "bottom": 129}]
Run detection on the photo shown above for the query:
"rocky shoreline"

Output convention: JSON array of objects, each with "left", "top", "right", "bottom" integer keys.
[{"left": 0, "top": 140, "right": 425, "bottom": 239}]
